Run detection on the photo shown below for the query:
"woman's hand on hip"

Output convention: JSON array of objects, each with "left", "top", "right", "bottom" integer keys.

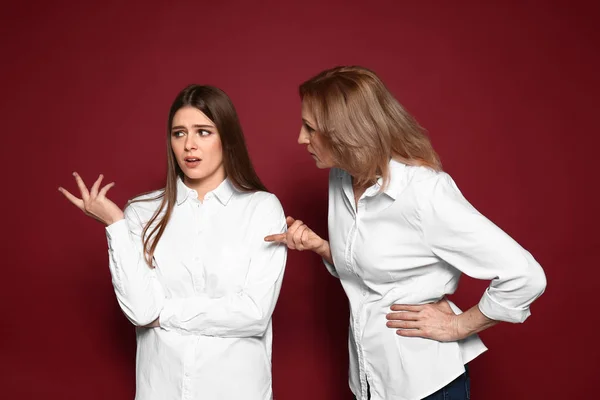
[
  {"left": 58, "top": 172, "right": 124, "bottom": 226},
  {"left": 385, "top": 298, "right": 464, "bottom": 342}
]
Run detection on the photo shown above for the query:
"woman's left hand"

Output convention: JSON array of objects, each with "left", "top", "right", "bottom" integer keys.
[{"left": 386, "top": 298, "right": 464, "bottom": 342}]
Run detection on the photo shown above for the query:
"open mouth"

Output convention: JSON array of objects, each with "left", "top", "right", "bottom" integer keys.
[{"left": 184, "top": 157, "right": 201, "bottom": 167}]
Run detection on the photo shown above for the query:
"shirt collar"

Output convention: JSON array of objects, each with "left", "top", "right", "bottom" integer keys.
[
  {"left": 373, "top": 159, "right": 406, "bottom": 200},
  {"left": 337, "top": 159, "right": 406, "bottom": 201},
  {"left": 176, "top": 177, "right": 236, "bottom": 206}
]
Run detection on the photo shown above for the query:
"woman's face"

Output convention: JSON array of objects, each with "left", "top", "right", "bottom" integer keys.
[
  {"left": 298, "top": 101, "right": 335, "bottom": 169},
  {"left": 170, "top": 106, "right": 225, "bottom": 185}
]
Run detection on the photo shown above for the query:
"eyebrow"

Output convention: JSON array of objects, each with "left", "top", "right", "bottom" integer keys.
[{"left": 171, "top": 124, "right": 215, "bottom": 131}]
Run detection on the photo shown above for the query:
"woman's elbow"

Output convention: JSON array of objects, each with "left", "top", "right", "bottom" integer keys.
[
  {"left": 527, "top": 264, "right": 547, "bottom": 299},
  {"left": 515, "top": 256, "right": 547, "bottom": 303},
  {"left": 117, "top": 298, "right": 162, "bottom": 327},
  {"left": 243, "top": 317, "right": 271, "bottom": 337}
]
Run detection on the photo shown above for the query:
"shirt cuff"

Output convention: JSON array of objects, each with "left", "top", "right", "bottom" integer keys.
[
  {"left": 159, "top": 298, "right": 184, "bottom": 331},
  {"left": 478, "top": 289, "right": 531, "bottom": 323},
  {"left": 105, "top": 219, "right": 130, "bottom": 250},
  {"left": 323, "top": 258, "right": 339, "bottom": 278}
]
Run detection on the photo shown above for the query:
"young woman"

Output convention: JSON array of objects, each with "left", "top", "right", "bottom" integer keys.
[
  {"left": 266, "top": 66, "right": 546, "bottom": 400},
  {"left": 60, "top": 85, "right": 287, "bottom": 400}
]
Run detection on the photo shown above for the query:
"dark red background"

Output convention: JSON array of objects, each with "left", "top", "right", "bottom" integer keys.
[{"left": 2, "top": 1, "right": 597, "bottom": 399}]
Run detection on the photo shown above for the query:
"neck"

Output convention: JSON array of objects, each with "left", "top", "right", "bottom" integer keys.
[
  {"left": 351, "top": 175, "right": 375, "bottom": 190},
  {"left": 184, "top": 170, "right": 227, "bottom": 201}
]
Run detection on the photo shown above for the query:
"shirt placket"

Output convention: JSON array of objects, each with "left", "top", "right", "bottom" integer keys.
[
  {"left": 182, "top": 336, "right": 198, "bottom": 400},
  {"left": 183, "top": 195, "right": 206, "bottom": 400},
  {"left": 346, "top": 196, "right": 370, "bottom": 400},
  {"left": 191, "top": 196, "right": 206, "bottom": 293}
]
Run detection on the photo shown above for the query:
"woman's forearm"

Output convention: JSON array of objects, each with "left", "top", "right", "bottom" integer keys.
[
  {"left": 456, "top": 304, "right": 499, "bottom": 338},
  {"left": 316, "top": 239, "right": 333, "bottom": 265}
]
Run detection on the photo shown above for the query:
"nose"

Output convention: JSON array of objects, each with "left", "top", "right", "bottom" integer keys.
[
  {"left": 184, "top": 135, "right": 198, "bottom": 151},
  {"left": 298, "top": 129, "right": 310, "bottom": 145}
]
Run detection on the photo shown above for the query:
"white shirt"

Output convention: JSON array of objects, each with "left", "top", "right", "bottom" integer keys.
[
  {"left": 105, "top": 178, "right": 287, "bottom": 400},
  {"left": 325, "top": 160, "right": 546, "bottom": 400}
]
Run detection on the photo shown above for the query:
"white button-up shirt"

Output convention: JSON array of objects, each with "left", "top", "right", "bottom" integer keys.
[
  {"left": 105, "top": 178, "right": 287, "bottom": 400},
  {"left": 325, "top": 160, "right": 546, "bottom": 400}
]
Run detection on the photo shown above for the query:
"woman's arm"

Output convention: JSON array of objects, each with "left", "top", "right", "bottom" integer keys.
[
  {"left": 105, "top": 206, "right": 165, "bottom": 326},
  {"left": 59, "top": 172, "right": 165, "bottom": 326},
  {"left": 387, "top": 299, "right": 498, "bottom": 341},
  {"left": 387, "top": 173, "right": 546, "bottom": 341}
]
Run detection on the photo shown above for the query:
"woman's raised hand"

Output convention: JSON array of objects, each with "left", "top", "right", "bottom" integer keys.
[{"left": 58, "top": 172, "right": 124, "bottom": 226}]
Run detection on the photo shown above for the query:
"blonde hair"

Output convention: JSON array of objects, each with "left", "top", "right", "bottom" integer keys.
[{"left": 299, "top": 66, "right": 442, "bottom": 188}]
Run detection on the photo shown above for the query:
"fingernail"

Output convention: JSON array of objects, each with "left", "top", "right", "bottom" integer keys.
[
  {"left": 58, "top": 187, "right": 62, "bottom": 192},
  {"left": 72, "top": 172, "right": 77, "bottom": 176}
]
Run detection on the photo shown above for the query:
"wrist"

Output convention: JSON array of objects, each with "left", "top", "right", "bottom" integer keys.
[
  {"left": 454, "top": 314, "right": 471, "bottom": 340},
  {"left": 315, "top": 239, "right": 330, "bottom": 258},
  {"left": 107, "top": 213, "right": 125, "bottom": 226},
  {"left": 454, "top": 306, "right": 497, "bottom": 340}
]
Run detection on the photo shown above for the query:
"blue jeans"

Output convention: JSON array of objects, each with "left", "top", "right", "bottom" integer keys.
[
  {"left": 354, "top": 366, "right": 470, "bottom": 400},
  {"left": 422, "top": 365, "right": 470, "bottom": 400}
]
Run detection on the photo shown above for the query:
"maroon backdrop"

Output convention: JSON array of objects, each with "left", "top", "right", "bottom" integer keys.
[{"left": 2, "top": 1, "right": 597, "bottom": 398}]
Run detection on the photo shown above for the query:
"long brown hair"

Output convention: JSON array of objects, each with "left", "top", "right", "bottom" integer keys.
[
  {"left": 132, "top": 85, "right": 267, "bottom": 267},
  {"left": 299, "top": 66, "right": 442, "bottom": 188}
]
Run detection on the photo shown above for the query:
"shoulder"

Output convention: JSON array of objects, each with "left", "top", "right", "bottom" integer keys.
[
  {"left": 409, "top": 169, "right": 477, "bottom": 223},
  {"left": 407, "top": 167, "right": 455, "bottom": 195},
  {"left": 402, "top": 167, "right": 466, "bottom": 215},
  {"left": 124, "top": 189, "right": 164, "bottom": 221},
  {"left": 237, "top": 190, "right": 284, "bottom": 213},
  {"left": 239, "top": 191, "right": 286, "bottom": 226},
  {"left": 253, "top": 190, "right": 284, "bottom": 210},
  {"left": 383, "top": 160, "right": 446, "bottom": 193}
]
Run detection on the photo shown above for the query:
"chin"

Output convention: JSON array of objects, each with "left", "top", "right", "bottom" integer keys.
[
  {"left": 189, "top": 174, "right": 211, "bottom": 181},
  {"left": 182, "top": 169, "right": 208, "bottom": 180}
]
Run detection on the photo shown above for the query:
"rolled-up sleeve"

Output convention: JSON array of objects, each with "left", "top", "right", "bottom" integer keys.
[{"left": 419, "top": 173, "right": 547, "bottom": 323}]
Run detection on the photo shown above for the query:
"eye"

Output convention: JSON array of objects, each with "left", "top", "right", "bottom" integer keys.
[
  {"left": 198, "top": 129, "right": 212, "bottom": 137},
  {"left": 172, "top": 130, "right": 185, "bottom": 138},
  {"left": 303, "top": 122, "right": 315, "bottom": 134}
]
